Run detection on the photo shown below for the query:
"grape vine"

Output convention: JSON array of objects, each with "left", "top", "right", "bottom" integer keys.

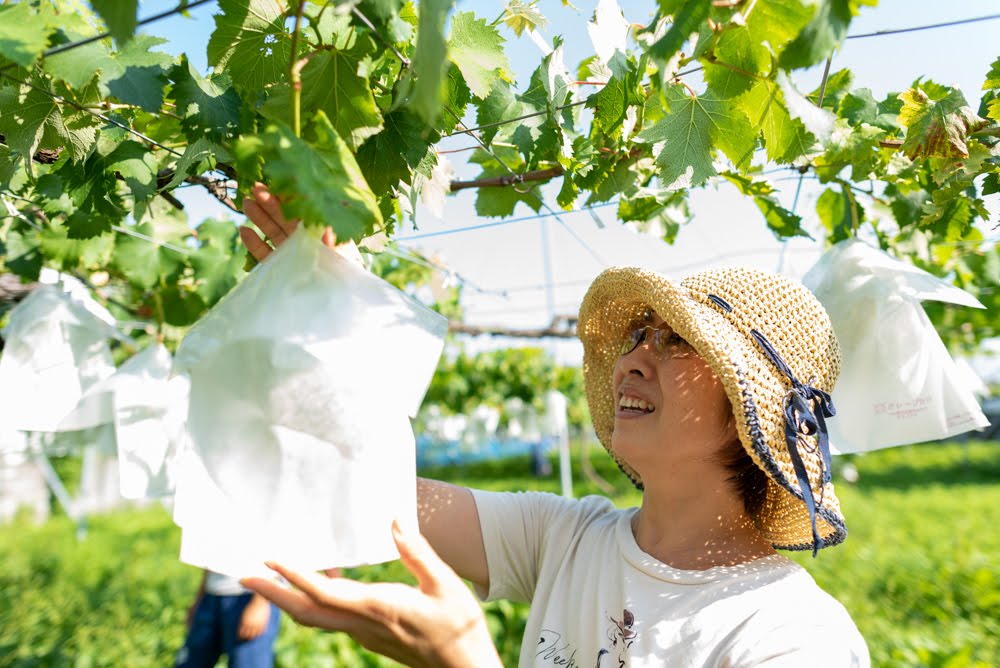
[{"left": 0, "top": 0, "right": 997, "bottom": 350}]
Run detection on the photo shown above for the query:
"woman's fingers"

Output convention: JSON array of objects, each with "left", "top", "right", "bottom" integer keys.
[
  {"left": 392, "top": 520, "right": 452, "bottom": 595},
  {"left": 321, "top": 226, "right": 336, "bottom": 248},
  {"left": 238, "top": 226, "right": 273, "bottom": 262},
  {"left": 242, "top": 198, "right": 296, "bottom": 245},
  {"left": 250, "top": 182, "right": 298, "bottom": 236},
  {"left": 241, "top": 574, "right": 358, "bottom": 631},
  {"left": 261, "top": 562, "right": 371, "bottom": 612}
]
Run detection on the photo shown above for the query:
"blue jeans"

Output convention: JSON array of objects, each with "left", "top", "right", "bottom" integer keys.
[{"left": 176, "top": 593, "right": 281, "bottom": 668}]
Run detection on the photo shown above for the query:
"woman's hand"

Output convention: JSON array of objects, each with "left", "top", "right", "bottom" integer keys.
[
  {"left": 237, "top": 594, "right": 272, "bottom": 640},
  {"left": 239, "top": 183, "right": 363, "bottom": 266},
  {"left": 241, "top": 520, "right": 502, "bottom": 668}
]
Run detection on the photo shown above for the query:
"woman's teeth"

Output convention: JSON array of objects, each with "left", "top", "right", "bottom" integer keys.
[{"left": 619, "top": 396, "right": 654, "bottom": 413}]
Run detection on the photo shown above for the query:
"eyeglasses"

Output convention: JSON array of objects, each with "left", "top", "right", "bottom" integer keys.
[{"left": 620, "top": 325, "right": 686, "bottom": 357}]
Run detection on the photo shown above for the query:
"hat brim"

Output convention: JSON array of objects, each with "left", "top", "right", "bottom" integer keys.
[{"left": 578, "top": 267, "right": 846, "bottom": 551}]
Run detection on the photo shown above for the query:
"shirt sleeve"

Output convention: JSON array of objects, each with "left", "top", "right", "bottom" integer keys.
[{"left": 470, "top": 489, "right": 614, "bottom": 604}]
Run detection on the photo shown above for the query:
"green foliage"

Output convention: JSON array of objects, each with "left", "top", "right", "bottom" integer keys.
[
  {"left": 0, "top": 3, "right": 51, "bottom": 68},
  {"left": 898, "top": 86, "right": 989, "bottom": 159},
  {"left": 421, "top": 345, "right": 589, "bottom": 430},
  {"left": 2, "top": 441, "right": 998, "bottom": 666},
  {"left": 234, "top": 112, "right": 383, "bottom": 241},
  {"left": 447, "top": 12, "right": 510, "bottom": 99},
  {"left": 0, "top": 0, "right": 998, "bottom": 349},
  {"left": 90, "top": 0, "right": 139, "bottom": 45}
]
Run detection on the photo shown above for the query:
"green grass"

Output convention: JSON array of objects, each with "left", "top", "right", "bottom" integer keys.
[{"left": 0, "top": 440, "right": 997, "bottom": 667}]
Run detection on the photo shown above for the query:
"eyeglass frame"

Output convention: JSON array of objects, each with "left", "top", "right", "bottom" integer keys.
[{"left": 620, "top": 324, "right": 688, "bottom": 357}]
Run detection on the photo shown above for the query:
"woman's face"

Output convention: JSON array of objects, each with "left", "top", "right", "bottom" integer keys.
[{"left": 610, "top": 312, "right": 737, "bottom": 481}]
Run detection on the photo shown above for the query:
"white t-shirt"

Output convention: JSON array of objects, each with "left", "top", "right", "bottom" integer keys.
[
  {"left": 204, "top": 570, "right": 249, "bottom": 597},
  {"left": 472, "top": 490, "right": 869, "bottom": 668}
]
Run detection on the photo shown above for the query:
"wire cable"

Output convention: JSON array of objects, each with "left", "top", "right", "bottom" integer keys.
[
  {"left": 0, "top": 0, "right": 216, "bottom": 71},
  {"left": 394, "top": 200, "right": 620, "bottom": 241}
]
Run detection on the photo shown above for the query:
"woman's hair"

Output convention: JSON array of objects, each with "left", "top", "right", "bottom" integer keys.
[{"left": 719, "top": 436, "right": 769, "bottom": 518}]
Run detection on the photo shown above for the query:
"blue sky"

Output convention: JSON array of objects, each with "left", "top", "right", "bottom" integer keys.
[{"left": 139, "top": 0, "right": 1000, "bottom": 360}]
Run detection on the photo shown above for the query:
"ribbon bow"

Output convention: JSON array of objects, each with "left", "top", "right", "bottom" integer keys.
[{"left": 750, "top": 330, "right": 836, "bottom": 556}]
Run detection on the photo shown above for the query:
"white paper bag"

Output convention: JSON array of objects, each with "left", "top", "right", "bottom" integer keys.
[
  {"left": 802, "top": 239, "right": 989, "bottom": 453},
  {"left": 172, "top": 229, "right": 447, "bottom": 576},
  {"left": 108, "top": 344, "right": 190, "bottom": 499},
  {"left": 0, "top": 284, "right": 118, "bottom": 432}
]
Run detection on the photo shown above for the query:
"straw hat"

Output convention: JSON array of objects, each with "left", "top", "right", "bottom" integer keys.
[{"left": 578, "top": 266, "right": 846, "bottom": 553}]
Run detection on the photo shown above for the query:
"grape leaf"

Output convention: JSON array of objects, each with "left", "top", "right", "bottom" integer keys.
[
  {"left": 356, "top": 110, "right": 438, "bottom": 194},
  {"left": 0, "top": 3, "right": 51, "bottom": 68},
  {"left": 813, "top": 119, "right": 884, "bottom": 181},
  {"left": 714, "top": 0, "right": 815, "bottom": 76},
  {"left": 104, "top": 141, "right": 159, "bottom": 221},
  {"left": 2, "top": 229, "right": 43, "bottom": 280},
  {"left": 207, "top": 0, "right": 291, "bottom": 93},
  {"left": 779, "top": 0, "right": 851, "bottom": 70},
  {"left": 699, "top": 87, "right": 757, "bottom": 170},
  {"left": 702, "top": 62, "right": 755, "bottom": 99},
  {"left": 358, "top": 0, "right": 404, "bottom": 21},
  {"left": 638, "top": 86, "right": 755, "bottom": 189},
  {"left": 164, "top": 138, "right": 231, "bottom": 191},
  {"left": 982, "top": 172, "right": 1000, "bottom": 196},
  {"left": 295, "top": 38, "right": 383, "bottom": 150},
  {"left": 839, "top": 89, "right": 877, "bottom": 125},
  {"left": 985, "top": 56, "right": 1000, "bottom": 90},
  {"left": 520, "top": 38, "right": 571, "bottom": 112},
  {"left": 504, "top": 0, "right": 548, "bottom": 37},
  {"left": 65, "top": 209, "right": 115, "bottom": 240},
  {"left": 816, "top": 186, "right": 861, "bottom": 243},
  {"left": 101, "top": 35, "right": 174, "bottom": 112},
  {"left": 587, "top": 57, "right": 644, "bottom": 138},
  {"left": 898, "top": 86, "right": 989, "bottom": 159},
  {"left": 474, "top": 182, "right": 543, "bottom": 217},
  {"left": 159, "top": 285, "right": 208, "bottom": 327},
  {"left": 39, "top": 226, "right": 115, "bottom": 270},
  {"left": 448, "top": 11, "right": 510, "bottom": 100},
  {"left": 113, "top": 222, "right": 184, "bottom": 290},
  {"left": 45, "top": 39, "right": 118, "bottom": 90},
  {"left": 440, "top": 64, "right": 472, "bottom": 135},
  {"left": 168, "top": 57, "right": 246, "bottom": 143},
  {"left": 0, "top": 144, "right": 18, "bottom": 188},
  {"left": 777, "top": 72, "right": 835, "bottom": 143},
  {"left": 235, "top": 111, "right": 383, "bottom": 241},
  {"left": 645, "top": 0, "right": 710, "bottom": 65},
  {"left": 723, "top": 172, "right": 808, "bottom": 238},
  {"left": 477, "top": 81, "right": 524, "bottom": 145},
  {"left": 89, "top": 0, "right": 138, "bottom": 45},
  {"left": 987, "top": 97, "right": 1000, "bottom": 123},
  {"left": 809, "top": 67, "right": 853, "bottom": 110},
  {"left": 738, "top": 80, "right": 817, "bottom": 163},
  {"left": 410, "top": 0, "right": 450, "bottom": 124},
  {"left": 587, "top": 0, "right": 630, "bottom": 66},
  {"left": 0, "top": 83, "right": 58, "bottom": 170},
  {"left": 190, "top": 220, "right": 244, "bottom": 305}
]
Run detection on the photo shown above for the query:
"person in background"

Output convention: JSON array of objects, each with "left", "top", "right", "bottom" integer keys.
[{"left": 174, "top": 569, "right": 280, "bottom": 668}]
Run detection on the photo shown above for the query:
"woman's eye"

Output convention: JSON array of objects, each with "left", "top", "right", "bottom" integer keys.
[{"left": 667, "top": 333, "right": 685, "bottom": 345}]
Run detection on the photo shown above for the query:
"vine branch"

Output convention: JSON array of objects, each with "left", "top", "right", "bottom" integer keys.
[
  {"left": 289, "top": 0, "right": 307, "bottom": 137},
  {"left": 450, "top": 167, "right": 564, "bottom": 192}
]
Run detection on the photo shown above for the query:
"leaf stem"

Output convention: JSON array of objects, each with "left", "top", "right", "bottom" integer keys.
[
  {"left": 153, "top": 290, "right": 166, "bottom": 332},
  {"left": 289, "top": 0, "right": 307, "bottom": 137},
  {"left": 703, "top": 56, "right": 760, "bottom": 82},
  {"left": 673, "top": 78, "right": 698, "bottom": 98}
]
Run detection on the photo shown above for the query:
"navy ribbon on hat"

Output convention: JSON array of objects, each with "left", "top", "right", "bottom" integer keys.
[{"left": 749, "top": 329, "right": 836, "bottom": 557}]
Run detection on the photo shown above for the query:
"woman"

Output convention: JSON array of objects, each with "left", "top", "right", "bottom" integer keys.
[{"left": 239, "top": 186, "right": 869, "bottom": 667}]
